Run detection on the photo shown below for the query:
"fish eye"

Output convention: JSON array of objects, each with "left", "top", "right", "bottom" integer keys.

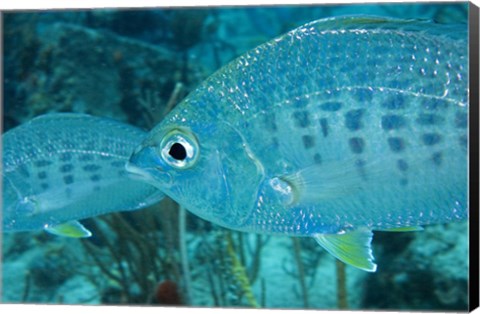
[
  {"left": 160, "top": 130, "right": 198, "bottom": 169},
  {"left": 169, "top": 143, "right": 187, "bottom": 161}
]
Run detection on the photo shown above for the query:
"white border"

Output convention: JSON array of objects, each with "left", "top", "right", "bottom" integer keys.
[
  {"left": 0, "top": 1, "right": 477, "bottom": 314},
  {"left": 0, "top": 0, "right": 475, "bottom": 11}
]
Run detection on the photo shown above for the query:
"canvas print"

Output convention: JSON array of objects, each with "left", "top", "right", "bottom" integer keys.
[{"left": 1, "top": 2, "right": 472, "bottom": 310}]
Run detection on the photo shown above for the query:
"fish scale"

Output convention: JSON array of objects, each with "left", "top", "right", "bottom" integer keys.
[
  {"left": 127, "top": 16, "right": 468, "bottom": 271},
  {"left": 246, "top": 88, "right": 466, "bottom": 230},
  {"left": 3, "top": 113, "right": 165, "bottom": 236}
]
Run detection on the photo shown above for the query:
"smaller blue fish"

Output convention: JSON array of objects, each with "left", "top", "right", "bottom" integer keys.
[{"left": 2, "top": 113, "right": 164, "bottom": 237}]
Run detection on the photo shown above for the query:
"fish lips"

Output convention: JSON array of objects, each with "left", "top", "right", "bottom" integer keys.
[{"left": 126, "top": 145, "right": 173, "bottom": 188}]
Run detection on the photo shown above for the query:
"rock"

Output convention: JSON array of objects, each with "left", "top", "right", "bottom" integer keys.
[
  {"left": 4, "top": 20, "right": 204, "bottom": 130},
  {"left": 362, "top": 222, "right": 468, "bottom": 310}
]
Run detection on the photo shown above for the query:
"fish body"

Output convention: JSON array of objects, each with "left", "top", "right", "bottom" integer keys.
[
  {"left": 2, "top": 113, "right": 164, "bottom": 237},
  {"left": 127, "top": 16, "right": 468, "bottom": 271}
]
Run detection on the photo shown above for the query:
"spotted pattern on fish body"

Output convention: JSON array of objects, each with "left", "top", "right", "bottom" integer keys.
[
  {"left": 2, "top": 113, "right": 165, "bottom": 235},
  {"left": 128, "top": 16, "right": 468, "bottom": 271}
]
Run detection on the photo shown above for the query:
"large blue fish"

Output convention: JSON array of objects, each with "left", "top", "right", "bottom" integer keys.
[
  {"left": 126, "top": 16, "right": 468, "bottom": 271},
  {"left": 2, "top": 113, "right": 164, "bottom": 237}
]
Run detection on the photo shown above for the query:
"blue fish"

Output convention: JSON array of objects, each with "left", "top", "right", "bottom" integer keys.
[
  {"left": 2, "top": 113, "right": 164, "bottom": 237},
  {"left": 126, "top": 16, "right": 468, "bottom": 271}
]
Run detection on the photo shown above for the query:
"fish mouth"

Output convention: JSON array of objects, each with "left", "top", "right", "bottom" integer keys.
[
  {"left": 125, "top": 162, "right": 151, "bottom": 181},
  {"left": 126, "top": 146, "right": 173, "bottom": 188}
]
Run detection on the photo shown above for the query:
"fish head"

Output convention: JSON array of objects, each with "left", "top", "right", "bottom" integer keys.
[{"left": 127, "top": 117, "right": 264, "bottom": 230}]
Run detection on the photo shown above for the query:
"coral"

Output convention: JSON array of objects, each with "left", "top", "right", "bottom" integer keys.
[
  {"left": 79, "top": 201, "right": 185, "bottom": 304},
  {"left": 153, "top": 280, "right": 182, "bottom": 305}
]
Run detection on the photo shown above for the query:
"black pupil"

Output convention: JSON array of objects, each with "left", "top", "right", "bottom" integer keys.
[{"left": 169, "top": 143, "right": 187, "bottom": 161}]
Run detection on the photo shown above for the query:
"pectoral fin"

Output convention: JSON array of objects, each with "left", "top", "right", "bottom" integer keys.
[
  {"left": 281, "top": 162, "right": 363, "bottom": 206},
  {"left": 314, "top": 228, "right": 377, "bottom": 272},
  {"left": 45, "top": 220, "right": 92, "bottom": 238},
  {"left": 280, "top": 156, "right": 392, "bottom": 207}
]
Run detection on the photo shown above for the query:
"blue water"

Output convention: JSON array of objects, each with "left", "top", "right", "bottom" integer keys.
[{"left": 2, "top": 3, "right": 469, "bottom": 310}]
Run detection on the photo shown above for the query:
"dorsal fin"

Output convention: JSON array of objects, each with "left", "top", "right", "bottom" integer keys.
[{"left": 300, "top": 15, "right": 467, "bottom": 40}]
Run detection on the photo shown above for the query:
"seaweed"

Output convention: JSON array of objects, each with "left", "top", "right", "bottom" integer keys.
[
  {"left": 19, "top": 239, "right": 79, "bottom": 303},
  {"left": 191, "top": 229, "right": 267, "bottom": 307},
  {"left": 138, "top": 82, "right": 186, "bottom": 128},
  {"left": 336, "top": 260, "right": 348, "bottom": 309},
  {"left": 292, "top": 238, "right": 309, "bottom": 308},
  {"left": 169, "top": 9, "right": 210, "bottom": 83},
  {"left": 225, "top": 232, "right": 258, "bottom": 307}
]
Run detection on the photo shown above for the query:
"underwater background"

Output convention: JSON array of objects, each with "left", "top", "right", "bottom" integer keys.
[{"left": 2, "top": 2, "right": 469, "bottom": 310}]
